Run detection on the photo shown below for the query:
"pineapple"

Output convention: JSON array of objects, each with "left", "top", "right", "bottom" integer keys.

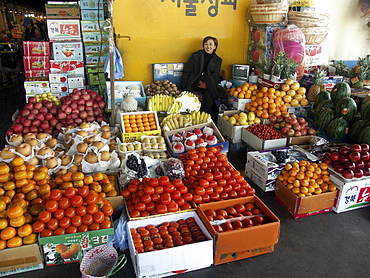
[
  {"left": 307, "top": 69, "right": 326, "bottom": 102},
  {"left": 352, "top": 57, "right": 369, "bottom": 88}
]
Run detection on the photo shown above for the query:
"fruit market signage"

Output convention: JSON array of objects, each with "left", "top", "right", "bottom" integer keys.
[{"left": 160, "top": 0, "right": 237, "bottom": 17}]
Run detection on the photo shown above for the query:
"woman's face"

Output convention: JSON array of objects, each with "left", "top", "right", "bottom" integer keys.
[{"left": 203, "top": 39, "right": 216, "bottom": 54}]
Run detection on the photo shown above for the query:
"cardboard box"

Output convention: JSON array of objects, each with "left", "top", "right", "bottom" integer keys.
[
  {"left": 248, "top": 45, "right": 272, "bottom": 66},
  {"left": 257, "top": 77, "right": 285, "bottom": 89},
  {"left": 88, "top": 72, "right": 106, "bottom": 85},
  {"left": 52, "top": 41, "right": 84, "bottom": 60},
  {"left": 86, "top": 64, "right": 105, "bottom": 74},
  {"left": 39, "top": 226, "right": 114, "bottom": 266},
  {"left": 330, "top": 171, "right": 370, "bottom": 213},
  {"left": 286, "top": 135, "right": 313, "bottom": 146},
  {"left": 85, "top": 53, "right": 108, "bottom": 65},
  {"left": 45, "top": 4, "right": 80, "bottom": 18},
  {"left": 24, "top": 80, "right": 51, "bottom": 95},
  {"left": 82, "top": 31, "right": 109, "bottom": 43},
  {"left": 228, "top": 95, "right": 251, "bottom": 111},
  {"left": 164, "top": 121, "right": 229, "bottom": 157},
  {"left": 197, "top": 196, "right": 280, "bottom": 265},
  {"left": 49, "top": 72, "right": 68, "bottom": 84},
  {"left": 241, "top": 128, "right": 287, "bottom": 151},
  {"left": 0, "top": 244, "right": 44, "bottom": 276},
  {"left": 286, "top": 105, "right": 312, "bottom": 117},
  {"left": 49, "top": 60, "right": 85, "bottom": 77},
  {"left": 47, "top": 19, "right": 81, "bottom": 41},
  {"left": 80, "top": 9, "right": 105, "bottom": 20},
  {"left": 274, "top": 180, "right": 337, "bottom": 219},
  {"left": 217, "top": 110, "right": 250, "bottom": 143},
  {"left": 23, "top": 41, "right": 51, "bottom": 56},
  {"left": 245, "top": 148, "right": 288, "bottom": 192},
  {"left": 84, "top": 42, "right": 109, "bottom": 55},
  {"left": 25, "top": 70, "right": 50, "bottom": 78},
  {"left": 127, "top": 211, "right": 213, "bottom": 278},
  {"left": 50, "top": 83, "right": 69, "bottom": 94},
  {"left": 304, "top": 44, "right": 322, "bottom": 67},
  {"left": 249, "top": 25, "right": 286, "bottom": 48},
  {"left": 119, "top": 111, "right": 161, "bottom": 142},
  {"left": 105, "top": 81, "right": 147, "bottom": 111},
  {"left": 300, "top": 74, "right": 343, "bottom": 91},
  {"left": 23, "top": 56, "right": 50, "bottom": 71},
  {"left": 80, "top": 0, "right": 104, "bottom": 10},
  {"left": 81, "top": 20, "right": 108, "bottom": 32}
]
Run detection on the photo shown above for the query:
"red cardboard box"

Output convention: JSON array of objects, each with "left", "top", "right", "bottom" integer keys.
[
  {"left": 25, "top": 70, "right": 50, "bottom": 78},
  {"left": 49, "top": 60, "right": 85, "bottom": 77},
  {"left": 23, "top": 41, "right": 51, "bottom": 56},
  {"left": 23, "top": 56, "right": 50, "bottom": 71}
]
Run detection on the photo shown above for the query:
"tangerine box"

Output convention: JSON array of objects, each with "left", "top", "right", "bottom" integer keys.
[
  {"left": 274, "top": 180, "right": 337, "bottom": 219},
  {"left": 119, "top": 111, "right": 161, "bottom": 142},
  {"left": 23, "top": 56, "right": 50, "bottom": 71},
  {"left": 38, "top": 225, "right": 114, "bottom": 266},
  {"left": 197, "top": 196, "right": 280, "bottom": 265},
  {"left": 23, "top": 41, "right": 51, "bottom": 56},
  {"left": 127, "top": 211, "right": 213, "bottom": 278}
]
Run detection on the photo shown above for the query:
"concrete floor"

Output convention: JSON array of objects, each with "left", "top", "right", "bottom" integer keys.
[{"left": 1, "top": 85, "right": 370, "bottom": 278}]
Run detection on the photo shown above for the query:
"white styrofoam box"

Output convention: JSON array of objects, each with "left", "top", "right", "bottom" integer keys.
[
  {"left": 24, "top": 81, "right": 50, "bottom": 95},
  {"left": 245, "top": 165, "right": 277, "bottom": 192},
  {"left": 47, "top": 19, "right": 81, "bottom": 41},
  {"left": 330, "top": 171, "right": 370, "bottom": 213},
  {"left": 50, "top": 83, "right": 68, "bottom": 94},
  {"left": 228, "top": 95, "right": 251, "bottom": 111},
  {"left": 127, "top": 211, "right": 213, "bottom": 278},
  {"left": 80, "top": 0, "right": 104, "bottom": 10},
  {"left": 106, "top": 81, "right": 146, "bottom": 111},
  {"left": 68, "top": 75, "right": 85, "bottom": 89},
  {"left": 245, "top": 148, "right": 287, "bottom": 192},
  {"left": 217, "top": 110, "right": 250, "bottom": 143},
  {"left": 52, "top": 41, "right": 84, "bottom": 60},
  {"left": 80, "top": 9, "right": 104, "bottom": 20},
  {"left": 242, "top": 128, "right": 287, "bottom": 151},
  {"left": 49, "top": 73, "right": 68, "bottom": 84}
]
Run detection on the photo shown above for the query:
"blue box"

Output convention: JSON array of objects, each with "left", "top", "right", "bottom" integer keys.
[{"left": 300, "top": 74, "right": 343, "bottom": 91}]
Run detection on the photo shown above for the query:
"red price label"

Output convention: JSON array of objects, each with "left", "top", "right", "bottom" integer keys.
[{"left": 60, "top": 24, "right": 79, "bottom": 36}]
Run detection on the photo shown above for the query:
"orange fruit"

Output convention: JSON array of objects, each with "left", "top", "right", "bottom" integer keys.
[{"left": 11, "top": 157, "right": 24, "bottom": 167}]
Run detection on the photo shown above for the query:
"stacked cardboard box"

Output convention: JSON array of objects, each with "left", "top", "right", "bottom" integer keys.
[{"left": 23, "top": 41, "right": 51, "bottom": 78}]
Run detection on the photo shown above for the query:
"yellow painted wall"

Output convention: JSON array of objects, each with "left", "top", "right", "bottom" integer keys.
[{"left": 113, "top": 0, "right": 251, "bottom": 85}]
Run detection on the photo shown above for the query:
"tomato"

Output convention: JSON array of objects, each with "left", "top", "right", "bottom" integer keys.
[
  {"left": 237, "top": 188, "right": 247, "bottom": 197},
  {"left": 47, "top": 218, "right": 59, "bottom": 230},
  {"left": 78, "top": 225, "right": 89, "bottom": 233},
  {"left": 231, "top": 170, "right": 241, "bottom": 178},
  {"left": 228, "top": 190, "right": 238, "bottom": 198},
  {"left": 17, "top": 224, "right": 32, "bottom": 237},
  {"left": 143, "top": 186, "right": 154, "bottom": 195},
  {"left": 210, "top": 192, "right": 220, "bottom": 201},
  {"left": 89, "top": 223, "right": 100, "bottom": 231},
  {"left": 195, "top": 187, "right": 205, "bottom": 196},
  {"left": 53, "top": 227, "right": 65, "bottom": 236},
  {"left": 76, "top": 205, "right": 87, "bottom": 216},
  {"left": 64, "top": 187, "right": 76, "bottom": 199},
  {"left": 217, "top": 179, "right": 227, "bottom": 187},
  {"left": 141, "top": 194, "right": 152, "bottom": 204},
  {"left": 246, "top": 188, "right": 256, "bottom": 196},
  {"left": 163, "top": 184, "right": 175, "bottom": 193},
  {"left": 32, "top": 221, "right": 45, "bottom": 233},
  {"left": 155, "top": 186, "right": 164, "bottom": 194},
  {"left": 45, "top": 200, "right": 58, "bottom": 212},
  {"left": 160, "top": 193, "right": 171, "bottom": 205},
  {"left": 40, "top": 228, "right": 53, "bottom": 237},
  {"left": 93, "top": 212, "right": 104, "bottom": 224},
  {"left": 66, "top": 226, "right": 78, "bottom": 234},
  {"left": 169, "top": 190, "right": 180, "bottom": 200},
  {"left": 49, "top": 189, "right": 62, "bottom": 201},
  {"left": 65, "top": 207, "right": 76, "bottom": 218},
  {"left": 85, "top": 204, "right": 97, "bottom": 215},
  {"left": 85, "top": 193, "right": 98, "bottom": 205},
  {"left": 168, "top": 202, "right": 179, "bottom": 212},
  {"left": 59, "top": 217, "right": 71, "bottom": 229},
  {"left": 213, "top": 171, "right": 222, "bottom": 180},
  {"left": 157, "top": 204, "right": 168, "bottom": 214},
  {"left": 77, "top": 186, "right": 89, "bottom": 198},
  {"left": 183, "top": 192, "right": 193, "bottom": 202},
  {"left": 58, "top": 197, "right": 70, "bottom": 210},
  {"left": 100, "top": 206, "right": 112, "bottom": 217},
  {"left": 101, "top": 220, "right": 112, "bottom": 229},
  {"left": 192, "top": 194, "right": 202, "bottom": 204},
  {"left": 38, "top": 210, "right": 51, "bottom": 223},
  {"left": 82, "top": 214, "right": 93, "bottom": 226}
]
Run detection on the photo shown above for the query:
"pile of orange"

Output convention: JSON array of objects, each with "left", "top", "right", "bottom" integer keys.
[
  {"left": 0, "top": 156, "right": 49, "bottom": 249},
  {"left": 229, "top": 83, "right": 259, "bottom": 99},
  {"left": 53, "top": 172, "right": 118, "bottom": 199},
  {"left": 277, "top": 160, "right": 337, "bottom": 197},
  {"left": 122, "top": 113, "right": 158, "bottom": 133},
  {"left": 245, "top": 86, "right": 288, "bottom": 119}
]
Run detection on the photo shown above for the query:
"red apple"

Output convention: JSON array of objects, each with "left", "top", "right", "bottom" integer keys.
[
  {"left": 33, "top": 102, "right": 42, "bottom": 110},
  {"left": 363, "top": 167, "right": 370, "bottom": 176},
  {"left": 13, "top": 123, "right": 23, "bottom": 133},
  {"left": 23, "top": 119, "right": 31, "bottom": 127},
  {"left": 360, "top": 151, "right": 369, "bottom": 161},
  {"left": 360, "top": 144, "right": 369, "bottom": 152},
  {"left": 322, "top": 157, "right": 332, "bottom": 165},
  {"left": 24, "top": 102, "right": 34, "bottom": 110},
  {"left": 350, "top": 144, "right": 362, "bottom": 153},
  {"left": 344, "top": 161, "right": 356, "bottom": 170},
  {"left": 349, "top": 152, "right": 361, "bottom": 162},
  {"left": 342, "top": 169, "right": 354, "bottom": 179},
  {"left": 339, "top": 146, "right": 350, "bottom": 155},
  {"left": 19, "top": 109, "right": 30, "bottom": 117},
  {"left": 330, "top": 152, "right": 340, "bottom": 161},
  {"left": 28, "top": 97, "right": 37, "bottom": 103},
  {"left": 354, "top": 169, "right": 364, "bottom": 179},
  {"left": 355, "top": 160, "right": 365, "bottom": 169}
]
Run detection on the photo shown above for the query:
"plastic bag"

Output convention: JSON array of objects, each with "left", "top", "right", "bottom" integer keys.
[
  {"left": 110, "top": 206, "right": 129, "bottom": 252},
  {"left": 161, "top": 158, "right": 185, "bottom": 181}
]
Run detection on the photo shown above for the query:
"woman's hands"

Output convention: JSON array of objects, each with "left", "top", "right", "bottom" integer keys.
[{"left": 198, "top": 80, "right": 207, "bottom": 89}]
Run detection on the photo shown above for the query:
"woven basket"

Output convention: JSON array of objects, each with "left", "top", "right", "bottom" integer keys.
[
  {"left": 288, "top": 11, "right": 329, "bottom": 27},
  {"left": 300, "top": 26, "right": 328, "bottom": 44},
  {"left": 256, "top": 0, "right": 283, "bottom": 4},
  {"left": 250, "top": 11, "right": 286, "bottom": 24}
]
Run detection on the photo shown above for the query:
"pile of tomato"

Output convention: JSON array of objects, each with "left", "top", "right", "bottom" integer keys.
[
  {"left": 130, "top": 217, "right": 207, "bottom": 253},
  {"left": 121, "top": 176, "right": 193, "bottom": 218},
  {"left": 33, "top": 186, "right": 113, "bottom": 237},
  {"left": 246, "top": 124, "right": 283, "bottom": 140},
  {"left": 179, "top": 146, "right": 256, "bottom": 203},
  {"left": 203, "top": 202, "right": 267, "bottom": 233}
]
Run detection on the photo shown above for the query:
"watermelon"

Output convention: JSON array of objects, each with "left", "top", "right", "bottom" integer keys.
[
  {"left": 327, "top": 117, "right": 349, "bottom": 140},
  {"left": 316, "top": 99, "right": 336, "bottom": 111},
  {"left": 360, "top": 101, "right": 370, "bottom": 120},
  {"left": 358, "top": 126, "right": 370, "bottom": 145},
  {"left": 349, "top": 114, "right": 362, "bottom": 125},
  {"left": 330, "top": 82, "right": 351, "bottom": 104},
  {"left": 313, "top": 90, "right": 331, "bottom": 109},
  {"left": 335, "top": 97, "right": 357, "bottom": 122},
  {"left": 349, "top": 119, "right": 369, "bottom": 143},
  {"left": 317, "top": 109, "right": 336, "bottom": 132}
]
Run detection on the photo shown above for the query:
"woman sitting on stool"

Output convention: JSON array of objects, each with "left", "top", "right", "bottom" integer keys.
[{"left": 182, "top": 36, "right": 223, "bottom": 122}]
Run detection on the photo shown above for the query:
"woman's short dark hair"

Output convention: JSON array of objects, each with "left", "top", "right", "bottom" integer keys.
[{"left": 203, "top": 36, "right": 218, "bottom": 51}]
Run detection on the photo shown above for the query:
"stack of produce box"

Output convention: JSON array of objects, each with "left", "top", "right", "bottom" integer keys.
[
  {"left": 23, "top": 41, "right": 51, "bottom": 79},
  {"left": 80, "top": 0, "right": 108, "bottom": 93}
]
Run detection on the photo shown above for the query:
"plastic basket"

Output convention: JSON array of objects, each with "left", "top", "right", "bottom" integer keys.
[{"left": 80, "top": 245, "right": 127, "bottom": 278}]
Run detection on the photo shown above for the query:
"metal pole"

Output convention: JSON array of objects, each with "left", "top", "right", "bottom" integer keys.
[{"left": 108, "top": 0, "right": 116, "bottom": 126}]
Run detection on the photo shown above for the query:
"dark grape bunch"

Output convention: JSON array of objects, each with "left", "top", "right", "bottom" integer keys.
[
  {"left": 161, "top": 158, "right": 185, "bottom": 181},
  {"left": 271, "top": 150, "right": 289, "bottom": 164},
  {"left": 126, "top": 154, "right": 148, "bottom": 178}
]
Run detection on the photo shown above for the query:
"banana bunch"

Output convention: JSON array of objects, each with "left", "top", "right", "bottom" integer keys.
[
  {"left": 147, "top": 94, "right": 175, "bottom": 112},
  {"left": 161, "top": 114, "right": 192, "bottom": 132},
  {"left": 189, "top": 111, "right": 211, "bottom": 126},
  {"left": 169, "top": 101, "right": 182, "bottom": 114}
]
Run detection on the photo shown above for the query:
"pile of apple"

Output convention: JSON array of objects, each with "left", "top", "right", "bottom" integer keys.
[
  {"left": 322, "top": 143, "right": 370, "bottom": 179},
  {"left": 269, "top": 113, "right": 316, "bottom": 137},
  {"left": 7, "top": 89, "right": 107, "bottom": 137}
]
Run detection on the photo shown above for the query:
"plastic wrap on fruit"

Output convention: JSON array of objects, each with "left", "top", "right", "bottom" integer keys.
[
  {"left": 172, "top": 133, "right": 183, "bottom": 142},
  {"left": 271, "top": 149, "right": 289, "bottom": 164},
  {"left": 161, "top": 158, "right": 185, "bottom": 181},
  {"left": 205, "top": 135, "right": 218, "bottom": 146},
  {"left": 184, "top": 131, "right": 197, "bottom": 141},
  {"left": 203, "top": 126, "right": 214, "bottom": 135},
  {"left": 172, "top": 142, "right": 185, "bottom": 154},
  {"left": 184, "top": 139, "right": 196, "bottom": 151}
]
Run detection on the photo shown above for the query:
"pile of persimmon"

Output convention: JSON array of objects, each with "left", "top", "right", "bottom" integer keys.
[
  {"left": 33, "top": 186, "right": 113, "bottom": 237},
  {"left": 229, "top": 83, "right": 258, "bottom": 99},
  {"left": 53, "top": 172, "right": 118, "bottom": 198},
  {"left": 204, "top": 202, "right": 268, "bottom": 233},
  {"left": 121, "top": 176, "right": 194, "bottom": 218},
  {"left": 277, "top": 160, "right": 337, "bottom": 197},
  {"left": 0, "top": 156, "right": 50, "bottom": 249},
  {"left": 178, "top": 146, "right": 256, "bottom": 204},
  {"left": 130, "top": 217, "right": 207, "bottom": 253}
]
